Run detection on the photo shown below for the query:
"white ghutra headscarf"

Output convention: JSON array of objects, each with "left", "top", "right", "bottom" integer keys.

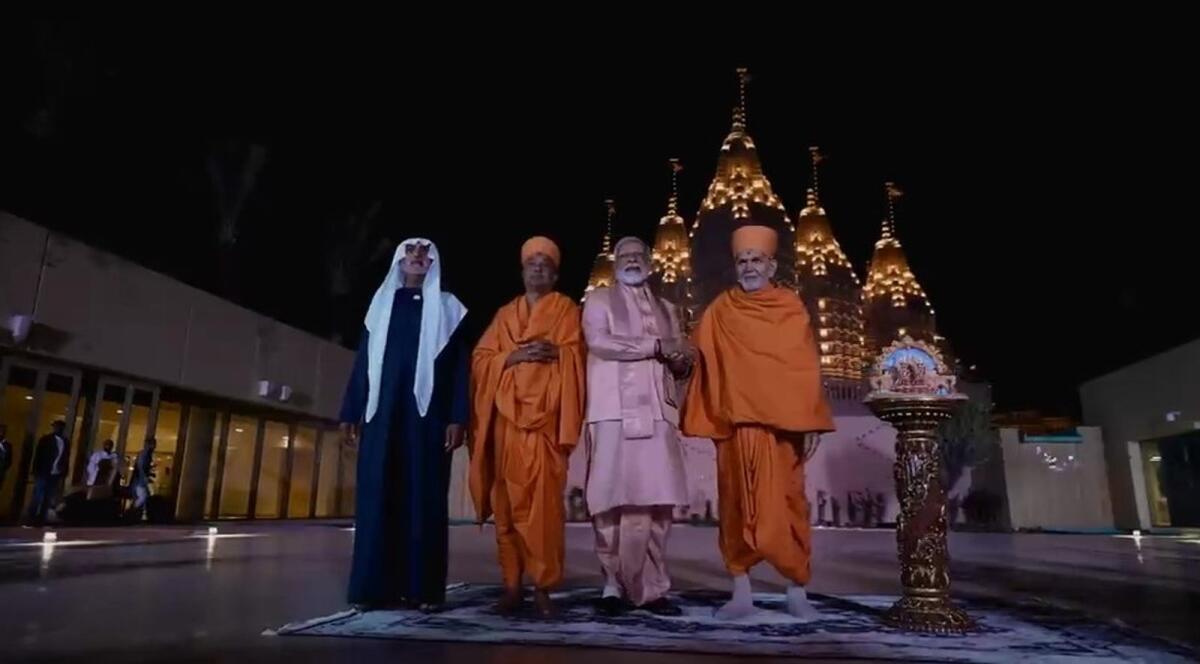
[{"left": 363, "top": 238, "right": 467, "bottom": 421}]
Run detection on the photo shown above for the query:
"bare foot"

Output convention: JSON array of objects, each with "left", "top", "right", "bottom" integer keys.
[
  {"left": 715, "top": 596, "right": 757, "bottom": 620},
  {"left": 786, "top": 586, "right": 821, "bottom": 621}
]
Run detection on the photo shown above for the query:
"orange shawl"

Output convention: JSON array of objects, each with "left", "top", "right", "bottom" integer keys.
[
  {"left": 468, "top": 291, "right": 585, "bottom": 522},
  {"left": 682, "top": 285, "right": 834, "bottom": 439}
]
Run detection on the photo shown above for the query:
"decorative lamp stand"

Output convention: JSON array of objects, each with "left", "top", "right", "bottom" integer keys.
[{"left": 865, "top": 337, "right": 976, "bottom": 634}]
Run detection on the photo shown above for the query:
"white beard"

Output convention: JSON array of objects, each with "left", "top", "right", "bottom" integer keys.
[
  {"left": 616, "top": 269, "right": 648, "bottom": 287},
  {"left": 738, "top": 273, "right": 768, "bottom": 292}
]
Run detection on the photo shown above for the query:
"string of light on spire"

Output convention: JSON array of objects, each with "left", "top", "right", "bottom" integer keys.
[
  {"left": 796, "top": 189, "right": 859, "bottom": 282},
  {"left": 653, "top": 158, "right": 691, "bottom": 284},
  {"left": 583, "top": 199, "right": 617, "bottom": 300},
  {"left": 693, "top": 68, "right": 793, "bottom": 235},
  {"left": 863, "top": 182, "right": 934, "bottom": 315},
  {"left": 794, "top": 145, "right": 865, "bottom": 381}
]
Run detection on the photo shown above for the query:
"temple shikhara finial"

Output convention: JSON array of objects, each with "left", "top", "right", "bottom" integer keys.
[
  {"left": 864, "top": 181, "right": 938, "bottom": 354},
  {"left": 667, "top": 157, "right": 681, "bottom": 216},
  {"left": 697, "top": 67, "right": 787, "bottom": 223},
  {"left": 602, "top": 198, "right": 615, "bottom": 253},
  {"left": 732, "top": 67, "right": 749, "bottom": 130},
  {"left": 584, "top": 199, "right": 617, "bottom": 301},
  {"left": 881, "top": 181, "right": 902, "bottom": 240},
  {"left": 809, "top": 146, "right": 824, "bottom": 203},
  {"left": 652, "top": 159, "right": 693, "bottom": 311},
  {"left": 688, "top": 68, "right": 795, "bottom": 313},
  {"left": 793, "top": 146, "right": 865, "bottom": 385}
]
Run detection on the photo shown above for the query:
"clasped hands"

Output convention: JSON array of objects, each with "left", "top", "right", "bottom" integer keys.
[
  {"left": 505, "top": 339, "right": 559, "bottom": 367},
  {"left": 656, "top": 337, "right": 695, "bottom": 376}
]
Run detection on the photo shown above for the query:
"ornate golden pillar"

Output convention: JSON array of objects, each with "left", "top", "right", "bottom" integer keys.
[{"left": 865, "top": 338, "right": 976, "bottom": 634}]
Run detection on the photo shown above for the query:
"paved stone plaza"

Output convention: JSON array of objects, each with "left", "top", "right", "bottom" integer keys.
[{"left": 0, "top": 522, "right": 1196, "bottom": 662}]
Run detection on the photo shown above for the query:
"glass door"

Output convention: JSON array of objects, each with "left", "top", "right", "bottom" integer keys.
[
  {"left": 252, "top": 420, "right": 290, "bottom": 518},
  {"left": 0, "top": 357, "right": 82, "bottom": 522},
  {"left": 79, "top": 377, "right": 160, "bottom": 494},
  {"left": 286, "top": 425, "right": 319, "bottom": 518}
]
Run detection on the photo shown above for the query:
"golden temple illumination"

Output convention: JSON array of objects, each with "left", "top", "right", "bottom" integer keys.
[
  {"left": 695, "top": 69, "right": 792, "bottom": 230},
  {"left": 652, "top": 159, "right": 692, "bottom": 281},
  {"left": 864, "top": 182, "right": 937, "bottom": 352},
  {"left": 794, "top": 146, "right": 865, "bottom": 381},
  {"left": 687, "top": 68, "right": 798, "bottom": 314},
  {"left": 582, "top": 71, "right": 951, "bottom": 385},
  {"left": 650, "top": 159, "right": 694, "bottom": 324},
  {"left": 583, "top": 199, "right": 617, "bottom": 301}
]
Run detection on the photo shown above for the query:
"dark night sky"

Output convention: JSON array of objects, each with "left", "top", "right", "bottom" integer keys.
[{"left": 2, "top": 17, "right": 1197, "bottom": 417}]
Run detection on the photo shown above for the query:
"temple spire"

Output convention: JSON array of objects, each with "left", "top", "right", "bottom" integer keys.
[
  {"left": 865, "top": 180, "right": 937, "bottom": 353},
  {"left": 732, "top": 67, "right": 749, "bottom": 131},
  {"left": 602, "top": 198, "right": 615, "bottom": 253},
  {"left": 793, "top": 145, "right": 864, "bottom": 382},
  {"left": 690, "top": 69, "right": 795, "bottom": 313},
  {"left": 652, "top": 159, "right": 692, "bottom": 305},
  {"left": 882, "top": 181, "right": 903, "bottom": 240},
  {"left": 808, "top": 146, "right": 824, "bottom": 204},
  {"left": 584, "top": 199, "right": 618, "bottom": 301},
  {"left": 667, "top": 158, "right": 682, "bottom": 216}
]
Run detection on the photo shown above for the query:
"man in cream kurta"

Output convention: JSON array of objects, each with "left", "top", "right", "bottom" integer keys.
[{"left": 582, "top": 236, "right": 692, "bottom": 616}]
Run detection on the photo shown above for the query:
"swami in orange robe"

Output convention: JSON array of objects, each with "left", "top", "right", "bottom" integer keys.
[
  {"left": 469, "top": 236, "right": 585, "bottom": 618},
  {"left": 682, "top": 224, "right": 834, "bottom": 620}
]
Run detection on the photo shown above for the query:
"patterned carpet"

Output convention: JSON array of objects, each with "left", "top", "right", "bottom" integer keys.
[{"left": 268, "top": 584, "right": 1196, "bottom": 662}]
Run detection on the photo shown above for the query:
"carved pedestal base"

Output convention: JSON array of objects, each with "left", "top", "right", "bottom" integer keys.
[
  {"left": 882, "top": 594, "right": 976, "bottom": 634},
  {"left": 866, "top": 394, "right": 976, "bottom": 636}
]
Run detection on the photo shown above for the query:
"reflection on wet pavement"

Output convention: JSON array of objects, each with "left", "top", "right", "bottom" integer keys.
[{"left": 0, "top": 522, "right": 1197, "bottom": 662}]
